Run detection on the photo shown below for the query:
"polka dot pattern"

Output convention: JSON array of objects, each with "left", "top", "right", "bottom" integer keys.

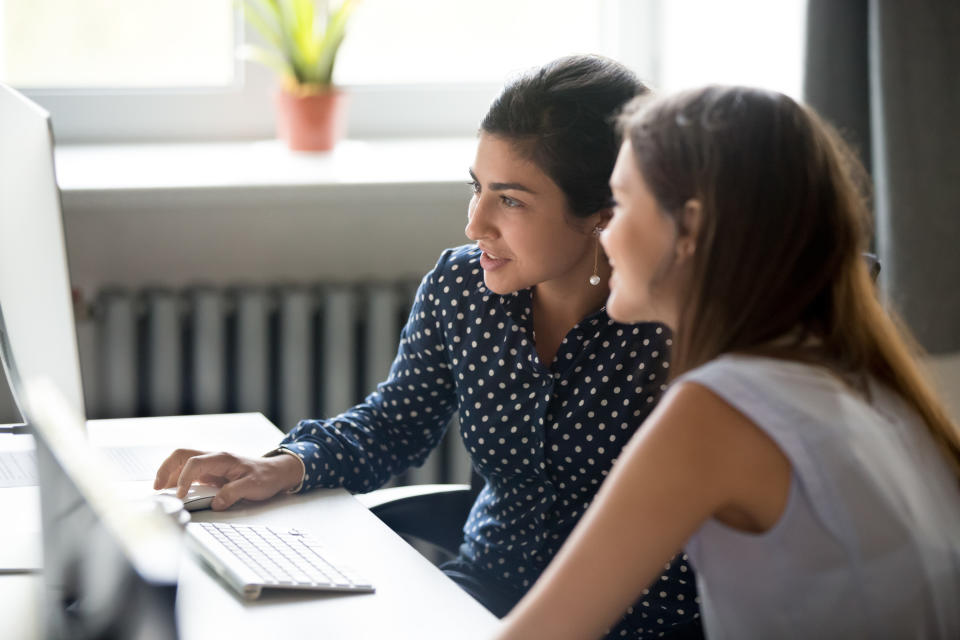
[{"left": 279, "top": 245, "right": 699, "bottom": 638}]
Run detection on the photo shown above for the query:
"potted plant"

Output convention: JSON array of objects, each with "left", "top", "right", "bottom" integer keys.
[{"left": 240, "top": 0, "right": 359, "bottom": 151}]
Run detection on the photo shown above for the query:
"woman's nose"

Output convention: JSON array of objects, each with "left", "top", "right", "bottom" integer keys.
[{"left": 465, "top": 196, "right": 495, "bottom": 242}]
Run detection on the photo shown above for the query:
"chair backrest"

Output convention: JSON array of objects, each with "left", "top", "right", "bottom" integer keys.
[{"left": 864, "top": 252, "right": 881, "bottom": 281}]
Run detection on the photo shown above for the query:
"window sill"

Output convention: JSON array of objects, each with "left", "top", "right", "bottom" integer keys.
[
  {"left": 54, "top": 137, "right": 478, "bottom": 194},
  {"left": 53, "top": 138, "right": 477, "bottom": 294}
]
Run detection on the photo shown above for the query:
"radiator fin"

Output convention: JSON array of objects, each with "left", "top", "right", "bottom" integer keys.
[
  {"left": 99, "top": 291, "right": 137, "bottom": 418},
  {"left": 235, "top": 288, "right": 270, "bottom": 414},
  {"left": 85, "top": 282, "right": 471, "bottom": 486},
  {"left": 145, "top": 290, "right": 181, "bottom": 417}
]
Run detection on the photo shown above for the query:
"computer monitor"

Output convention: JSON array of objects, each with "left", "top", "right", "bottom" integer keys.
[
  {"left": 23, "top": 377, "right": 181, "bottom": 640},
  {"left": 0, "top": 83, "right": 86, "bottom": 425}
]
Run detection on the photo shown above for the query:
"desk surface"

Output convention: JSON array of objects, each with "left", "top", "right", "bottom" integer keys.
[{"left": 0, "top": 413, "right": 499, "bottom": 640}]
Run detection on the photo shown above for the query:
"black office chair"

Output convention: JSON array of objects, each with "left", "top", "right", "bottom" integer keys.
[
  {"left": 865, "top": 252, "right": 881, "bottom": 281},
  {"left": 360, "top": 473, "right": 483, "bottom": 563}
]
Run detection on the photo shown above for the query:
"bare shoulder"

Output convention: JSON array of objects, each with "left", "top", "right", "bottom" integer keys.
[
  {"left": 651, "top": 382, "right": 792, "bottom": 533},
  {"left": 652, "top": 380, "right": 781, "bottom": 451},
  {"left": 652, "top": 380, "right": 792, "bottom": 531}
]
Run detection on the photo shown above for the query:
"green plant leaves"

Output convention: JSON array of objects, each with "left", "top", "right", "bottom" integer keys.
[
  {"left": 240, "top": 0, "right": 358, "bottom": 89},
  {"left": 313, "top": 0, "right": 358, "bottom": 87},
  {"left": 237, "top": 43, "right": 293, "bottom": 79},
  {"left": 240, "top": 0, "right": 284, "bottom": 50}
]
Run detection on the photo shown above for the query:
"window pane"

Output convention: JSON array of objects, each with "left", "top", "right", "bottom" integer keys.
[
  {"left": 658, "top": 0, "right": 807, "bottom": 98},
  {"left": 0, "top": 0, "right": 235, "bottom": 88},
  {"left": 335, "top": 0, "right": 607, "bottom": 85}
]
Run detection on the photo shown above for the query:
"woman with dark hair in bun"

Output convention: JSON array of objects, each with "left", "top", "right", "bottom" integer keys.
[{"left": 156, "top": 56, "right": 703, "bottom": 639}]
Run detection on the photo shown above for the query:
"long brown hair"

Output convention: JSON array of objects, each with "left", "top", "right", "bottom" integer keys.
[{"left": 620, "top": 86, "right": 960, "bottom": 478}]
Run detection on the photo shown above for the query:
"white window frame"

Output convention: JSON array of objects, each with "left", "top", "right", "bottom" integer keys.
[{"left": 19, "top": 0, "right": 660, "bottom": 144}]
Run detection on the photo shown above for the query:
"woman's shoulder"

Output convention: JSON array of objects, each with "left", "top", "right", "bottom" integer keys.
[
  {"left": 435, "top": 244, "right": 482, "bottom": 272},
  {"left": 673, "top": 354, "right": 910, "bottom": 461},
  {"left": 427, "top": 244, "right": 484, "bottom": 286},
  {"left": 673, "top": 355, "right": 844, "bottom": 439},
  {"left": 415, "top": 245, "right": 490, "bottom": 314},
  {"left": 678, "top": 354, "right": 835, "bottom": 392}
]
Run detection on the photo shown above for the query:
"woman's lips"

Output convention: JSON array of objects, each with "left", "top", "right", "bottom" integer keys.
[{"left": 479, "top": 251, "right": 510, "bottom": 271}]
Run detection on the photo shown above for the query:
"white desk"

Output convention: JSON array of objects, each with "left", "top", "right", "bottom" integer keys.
[{"left": 0, "top": 413, "right": 499, "bottom": 639}]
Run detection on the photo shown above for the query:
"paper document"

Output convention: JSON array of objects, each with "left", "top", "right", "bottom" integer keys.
[
  {"left": 0, "top": 446, "right": 170, "bottom": 487},
  {"left": 0, "top": 451, "right": 37, "bottom": 488}
]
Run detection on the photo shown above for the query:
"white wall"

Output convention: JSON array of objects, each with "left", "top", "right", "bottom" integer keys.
[
  {"left": 0, "top": 181, "right": 471, "bottom": 424},
  {"left": 61, "top": 183, "right": 470, "bottom": 294}
]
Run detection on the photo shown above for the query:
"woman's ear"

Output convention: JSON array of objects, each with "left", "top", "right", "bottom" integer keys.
[
  {"left": 590, "top": 207, "right": 614, "bottom": 234},
  {"left": 677, "top": 199, "right": 702, "bottom": 260}
]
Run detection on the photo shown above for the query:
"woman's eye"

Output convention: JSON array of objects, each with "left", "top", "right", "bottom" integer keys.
[
  {"left": 500, "top": 195, "right": 521, "bottom": 208},
  {"left": 467, "top": 180, "right": 480, "bottom": 194}
]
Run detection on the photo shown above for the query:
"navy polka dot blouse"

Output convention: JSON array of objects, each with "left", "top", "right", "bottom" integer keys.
[{"left": 279, "top": 245, "right": 700, "bottom": 638}]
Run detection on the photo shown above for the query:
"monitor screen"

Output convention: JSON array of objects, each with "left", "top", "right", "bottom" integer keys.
[
  {"left": 0, "top": 83, "right": 86, "bottom": 425},
  {"left": 25, "top": 377, "right": 181, "bottom": 639}
]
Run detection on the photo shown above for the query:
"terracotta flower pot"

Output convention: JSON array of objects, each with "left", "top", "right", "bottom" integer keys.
[{"left": 275, "top": 87, "right": 349, "bottom": 152}]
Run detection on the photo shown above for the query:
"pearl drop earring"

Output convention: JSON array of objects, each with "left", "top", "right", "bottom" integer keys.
[{"left": 589, "top": 226, "right": 603, "bottom": 286}]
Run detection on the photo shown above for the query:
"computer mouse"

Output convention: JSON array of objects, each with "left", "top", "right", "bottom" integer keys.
[{"left": 156, "top": 484, "right": 220, "bottom": 512}]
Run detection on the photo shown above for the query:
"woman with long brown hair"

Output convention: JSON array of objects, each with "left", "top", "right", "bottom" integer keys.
[{"left": 496, "top": 85, "right": 960, "bottom": 639}]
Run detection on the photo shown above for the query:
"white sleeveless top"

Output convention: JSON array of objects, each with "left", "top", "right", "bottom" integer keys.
[{"left": 677, "top": 355, "right": 960, "bottom": 639}]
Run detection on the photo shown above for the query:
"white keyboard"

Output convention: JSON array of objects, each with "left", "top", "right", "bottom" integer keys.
[{"left": 186, "top": 522, "right": 375, "bottom": 600}]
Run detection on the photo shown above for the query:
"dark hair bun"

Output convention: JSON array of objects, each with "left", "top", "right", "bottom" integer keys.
[{"left": 481, "top": 55, "right": 649, "bottom": 218}]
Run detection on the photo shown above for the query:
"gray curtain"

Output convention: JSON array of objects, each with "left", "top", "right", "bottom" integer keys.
[{"left": 804, "top": 0, "right": 960, "bottom": 355}]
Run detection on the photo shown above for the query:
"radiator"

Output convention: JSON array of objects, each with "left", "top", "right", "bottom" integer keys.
[{"left": 81, "top": 283, "right": 472, "bottom": 487}]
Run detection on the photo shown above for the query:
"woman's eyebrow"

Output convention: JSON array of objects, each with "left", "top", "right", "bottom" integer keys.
[{"left": 469, "top": 168, "right": 537, "bottom": 194}]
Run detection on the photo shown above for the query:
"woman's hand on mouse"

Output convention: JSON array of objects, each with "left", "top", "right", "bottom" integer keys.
[{"left": 153, "top": 449, "right": 304, "bottom": 510}]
